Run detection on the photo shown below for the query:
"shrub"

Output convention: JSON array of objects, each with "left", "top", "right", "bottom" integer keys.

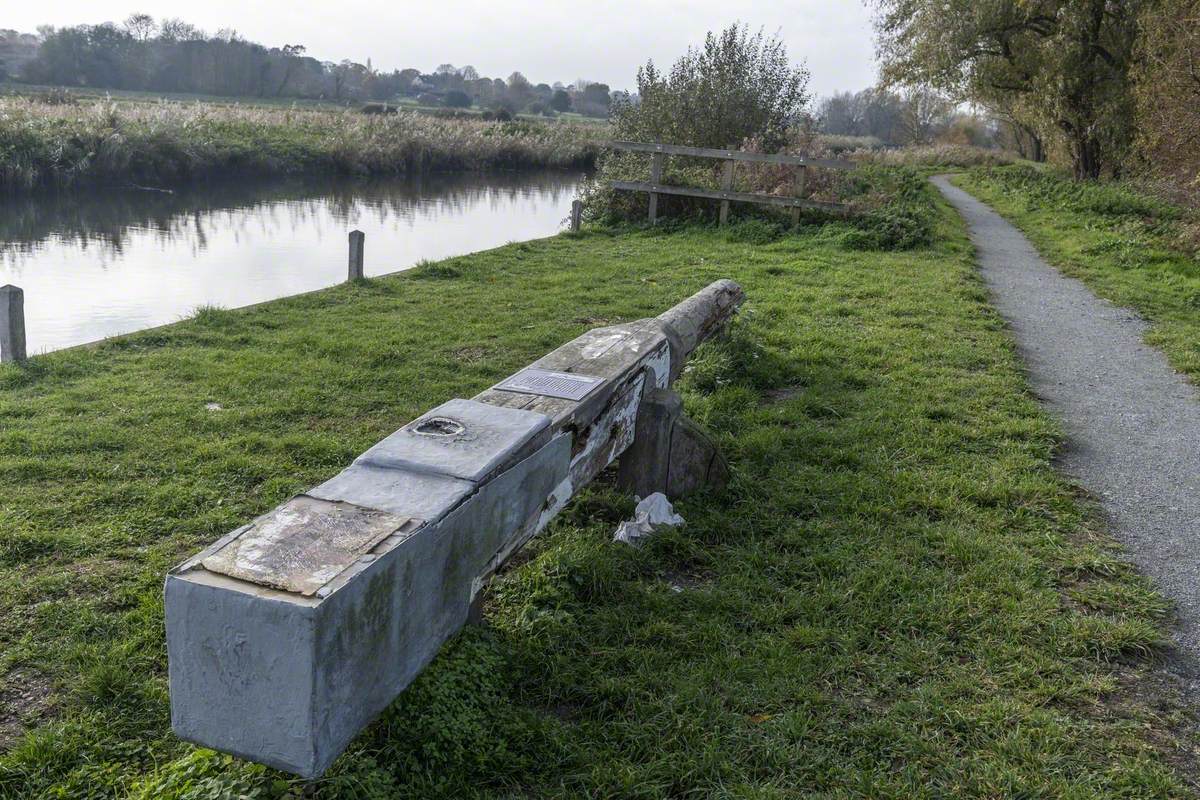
[
  {"left": 585, "top": 24, "right": 812, "bottom": 223},
  {"left": 836, "top": 166, "right": 938, "bottom": 250},
  {"left": 611, "top": 24, "right": 809, "bottom": 152}
]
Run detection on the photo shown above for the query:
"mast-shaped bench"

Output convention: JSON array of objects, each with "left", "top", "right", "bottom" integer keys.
[{"left": 165, "top": 280, "right": 745, "bottom": 777}]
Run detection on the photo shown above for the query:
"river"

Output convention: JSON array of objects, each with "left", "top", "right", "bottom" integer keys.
[{"left": 0, "top": 170, "right": 587, "bottom": 354}]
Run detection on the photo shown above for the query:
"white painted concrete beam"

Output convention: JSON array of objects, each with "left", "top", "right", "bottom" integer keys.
[{"left": 165, "top": 280, "right": 745, "bottom": 777}]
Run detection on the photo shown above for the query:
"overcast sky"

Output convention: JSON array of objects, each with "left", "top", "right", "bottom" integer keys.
[{"left": 7, "top": 1, "right": 879, "bottom": 98}]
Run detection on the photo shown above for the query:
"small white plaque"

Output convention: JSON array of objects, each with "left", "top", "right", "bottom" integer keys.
[{"left": 495, "top": 368, "right": 604, "bottom": 401}]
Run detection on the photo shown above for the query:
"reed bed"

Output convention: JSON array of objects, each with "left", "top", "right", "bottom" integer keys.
[
  {"left": 852, "top": 143, "right": 1019, "bottom": 168},
  {"left": 0, "top": 97, "right": 606, "bottom": 191}
]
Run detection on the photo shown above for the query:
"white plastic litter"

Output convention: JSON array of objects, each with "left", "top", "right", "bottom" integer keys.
[{"left": 613, "top": 493, "right": 684, "bottom": 545}]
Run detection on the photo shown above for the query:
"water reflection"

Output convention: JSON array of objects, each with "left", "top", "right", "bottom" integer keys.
[{"left": 0, "top": 171, "right": 585, "bottom": 353}]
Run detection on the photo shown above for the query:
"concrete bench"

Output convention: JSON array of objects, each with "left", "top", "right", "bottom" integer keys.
[{"left": 165, "top": 279, "right": 745, "bottom": 777}]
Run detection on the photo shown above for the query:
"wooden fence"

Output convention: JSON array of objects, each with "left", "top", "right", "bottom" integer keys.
[{"left": 607, "top": 140, "right": 856, "bottom": 224}]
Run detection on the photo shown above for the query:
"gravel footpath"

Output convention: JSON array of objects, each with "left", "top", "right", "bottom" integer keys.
[{"left": 933, "top": 175, "right": 1200, "bottom": 662}]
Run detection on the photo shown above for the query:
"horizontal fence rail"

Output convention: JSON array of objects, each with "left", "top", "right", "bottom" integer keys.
[
  {"left": 609, "top": 181, "right": 847, "bottom": 213},
  {"left": 607, "top": 140, "right": 856, "bottom": 224},
  {"left": 609, "top": 140, "right": 855, "bottom": 170}
]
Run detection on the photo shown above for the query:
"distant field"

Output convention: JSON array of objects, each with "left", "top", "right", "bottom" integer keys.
[
  {"left": 0, "top": 81, "right": 612, "bottom": 124},
  {"left": 1, "top": 82, "right": 348, "bottom": 110}
]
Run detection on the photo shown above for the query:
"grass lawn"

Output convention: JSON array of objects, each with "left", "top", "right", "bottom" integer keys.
[
  {"left": 0, "top": 189, "right": 1196, "bottom": 797},
  {"left": 954, "top": 168, "right": 1200, "bottom": 382}
]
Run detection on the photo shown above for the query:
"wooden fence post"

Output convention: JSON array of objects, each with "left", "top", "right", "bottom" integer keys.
[
  {"left": 0, "top": 285, "right": 27, "bottom": 363},
  {"left": 648, "top": 152, "right": 665, "bottom": 224},
  {"left": 348, "top": 231, "right": 365, "bottom": 281},
  {"left": 570, "top": 200, "right": 583, "bottom": 232},
  {"left": 791, "top": 165, "right": 807, "bottom": 225},
  {"left": 719, "top": 159, "right": 735, "bottom": 225}
]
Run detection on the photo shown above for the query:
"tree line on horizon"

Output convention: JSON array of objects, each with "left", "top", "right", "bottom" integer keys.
[
  {"left": 816, "top": 87, "right": 1015, "bottom": 153},
  {"left": 0, "top": 15, "right": 621, "bottom": 117}
]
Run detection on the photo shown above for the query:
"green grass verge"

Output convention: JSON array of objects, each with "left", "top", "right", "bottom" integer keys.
[
  {"left": 0, "top": 194, "right": 1194, "bottom": 797},
  {"left": 954, "top": 167, "right": 1200, "bottom": 380}
]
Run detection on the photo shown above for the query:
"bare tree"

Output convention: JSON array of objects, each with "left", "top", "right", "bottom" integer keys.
[
  {"left": 123, "top": 13, "right": 157, "bottom": 42},
  {"left": 898, "top": 87, "right": 953, "bottom": 144},
  {"left": 159, "top": 18, "right": 203, "bottom": 42}
]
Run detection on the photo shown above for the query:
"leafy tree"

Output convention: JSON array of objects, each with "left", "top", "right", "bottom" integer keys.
[
  {"left": 898, "top": 87, "right": 953, "bottom": 144},
  {"left": 0, "top": 29, "right": 41, "bottom": 78},
  {"left": 123, "top": 13, "right": 157, "bottom": 42},
  {"left": 443, "top": 89, "right": 472, "bottom": 108},
  {"left": 274, "top": 44, "right": 305, "bottom": 96},
  {"left": 872, "top": 0, "right": 1144, "bottom": 178},
  {"left": 581, "top": 81, "right": 611, "bottom": 107},
  {"left": 612, "top": 23, "right": 810, "bottom": 150},
  {"left": 505, "top": 71, "right": 533, "bottom": 108},
  {"left": 984, "top": 96, "right": 1047, "bottom": 162},
  {"left": 328, "top": 59, "right": 366, "bottom": 101},
  {"left": 550, "top": 89, "right": 571, "bottom": 112}
]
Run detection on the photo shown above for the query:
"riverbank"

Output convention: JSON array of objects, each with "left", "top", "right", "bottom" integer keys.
[
  {"left": 0, "top": 96, "right": 605, "bottom": 192},
  {"left": 0, "top": 189, "right": 1195, "bottom": 796}
]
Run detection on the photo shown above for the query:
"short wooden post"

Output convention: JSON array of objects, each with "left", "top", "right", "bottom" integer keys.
[
  {"left": 648, "top": 152, "right": 665, "bottom": 224},
  {"left": 791, "top": 165, "right": 807, "bottom": 225},
  {"left": 0, "top": 284, "right": 26, "bottom": 363},
  {"left": 347, "top": 230, "right": 365, "bottom": 281},
  {"left": 570, "top": 200, "right": 583, "bottom": 232},
  {"left": 617, "top": 388, "right": 682, "bottom": 496},
  {"left": 719, "top": 160, "right": 735, "bottom": 225}
]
